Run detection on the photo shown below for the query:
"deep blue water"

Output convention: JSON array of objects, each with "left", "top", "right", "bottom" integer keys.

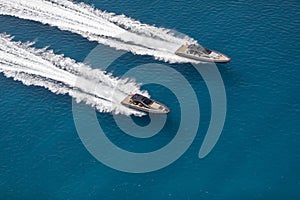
[{"left": 0, "top": 0, "right": 300, "bottom": 199}]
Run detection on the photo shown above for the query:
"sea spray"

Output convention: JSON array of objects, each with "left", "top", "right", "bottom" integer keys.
[
  {"left": 0, "top": 0, "right": 198, "bottom": 63},
  {"left": 0, "top": 34, "right": 147, "bottom": 116}
]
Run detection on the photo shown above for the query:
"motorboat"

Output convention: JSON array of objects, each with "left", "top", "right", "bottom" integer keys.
[
  {"left": 175, "top": 44, "right": 231, "bottom": 63},
  {"left": 121, "top": 93, "right": 170, "bottom": 114}
]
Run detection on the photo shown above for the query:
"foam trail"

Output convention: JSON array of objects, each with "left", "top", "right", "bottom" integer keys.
[
  {"left": 0, "top": 34, "right": 147, "bottom": 116},
  {"left": 0, "top": 0, "right": 199, "bottom": 63}
]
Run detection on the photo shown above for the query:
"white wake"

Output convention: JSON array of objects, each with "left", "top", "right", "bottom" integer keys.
[
  {"left": 0, "top": 34, "right": 148, "bottom": 116},
  {"left": 0, "top": 0, "right": 198, "bottom": 63}
]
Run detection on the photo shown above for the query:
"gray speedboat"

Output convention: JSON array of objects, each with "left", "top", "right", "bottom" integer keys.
[
  {"left": 175, "top": 44, "right": 231, "bottom": 63},
  {"left": 121, "top": 94, "right": 170, "bottom": 114}
]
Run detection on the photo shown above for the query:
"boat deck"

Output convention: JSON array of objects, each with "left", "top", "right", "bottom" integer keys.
[
  {"left": 175, "top": 45, "right": 189, "bottom": 55},
  {"left": 121, "top": 95, "right": 132, "bottom": 105}
]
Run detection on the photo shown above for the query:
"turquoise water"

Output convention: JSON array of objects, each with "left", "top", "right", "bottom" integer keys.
[{"left": 0, "top": 0, "right": 300, "bottom": 199}]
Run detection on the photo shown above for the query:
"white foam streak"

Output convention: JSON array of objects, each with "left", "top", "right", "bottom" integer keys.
[
  {"left": 0, "top": 34, "right": 146, "bottom": 116},
  {"left": 0, "top": 0, "right": 199, "bottom": 63}
]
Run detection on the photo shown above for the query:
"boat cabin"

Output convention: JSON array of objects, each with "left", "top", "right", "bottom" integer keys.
[
  {"left": 130, "top": 94, "right": 154, "bottom": 108},
  {"left": 187, "top": 44, "right": 212, "bottom": 56}
]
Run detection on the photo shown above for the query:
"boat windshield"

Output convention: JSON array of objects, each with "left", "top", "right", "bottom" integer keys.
[
  {"left": 142, "top": 97, "right": 153, "bottom": 105},
  {"left": 131, "top": 94, "right": 153, "bottom": 106},
  {"left": 204, "top": 48, "right": 212, "bottom": 54},
  {"left": 187, "top": 44, "right": 212, "bottom": 55}
]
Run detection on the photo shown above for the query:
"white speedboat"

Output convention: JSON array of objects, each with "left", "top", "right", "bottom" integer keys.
[
  {"left": 121, "top": 94, "right": 170, "bottom": 114},
  {"left": 175, "top": 44, "right": 231, "bottom": 63}
]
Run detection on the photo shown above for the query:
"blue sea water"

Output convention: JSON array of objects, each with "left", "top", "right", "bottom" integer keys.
[{"left": 0, "top": 0, "right": 300, "bottom": 199}]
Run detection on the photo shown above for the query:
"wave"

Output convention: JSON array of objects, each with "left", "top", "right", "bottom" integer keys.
[
  {"left": 0, "top": 0, "right": 198, "bottom": 63},
  {"left": 0, "top": 34, "right": 148, "bottom": 116}
]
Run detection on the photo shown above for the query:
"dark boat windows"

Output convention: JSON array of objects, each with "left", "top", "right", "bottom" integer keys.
[
  {"left": 131, "top": 94, "right": 153, "bottom": 107},
  {"left": 204, "top": 47, "right": 212, "bottom": 54},
  {"left": 142, "top": 97, "right": 153, "bottom": 105},
  {"left": 187, "top": 44, "right": 212, "bottom": 56}
]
